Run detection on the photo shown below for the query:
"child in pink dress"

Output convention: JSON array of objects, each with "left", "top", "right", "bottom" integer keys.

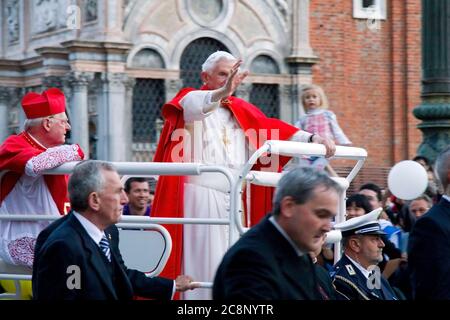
[{"left": 296, "top": 84, "right": 351, "bottom": 170}]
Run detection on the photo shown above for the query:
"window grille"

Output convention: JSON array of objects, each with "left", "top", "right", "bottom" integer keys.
[
  {"left": 249, "top": 84, "right": 280, "bottom": 118},
  {"left": 180, "top": 37, "right": 229, "bottom": 89},
  {"left": 132, "top": 78, "right": 165, "bottom": 161}
]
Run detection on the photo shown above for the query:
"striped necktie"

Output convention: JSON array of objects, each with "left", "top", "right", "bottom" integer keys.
[{"left": 99, "top": 234, "right": 111, "bottom": 262}]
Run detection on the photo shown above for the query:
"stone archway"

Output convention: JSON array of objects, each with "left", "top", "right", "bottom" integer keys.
[{"left": 179, "top": 37, "right": 229, "bottom": 89}]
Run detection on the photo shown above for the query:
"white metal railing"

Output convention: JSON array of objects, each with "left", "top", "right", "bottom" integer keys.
[
  {"left": 0, "top": 219, "right": 175, "bottom": 299},
  {"left": 234, "top": 140, "right": 367, "bottom": 261},
  {"left": 0, "top": 218, "right": 221, "bottom": 293},
  {"left": 0, "top": 141, "right": 367, "bottom": 297},
  {"left": 0, "top": 162, "right": 237, "bottom": 294},
  {"left": 44, "top": 162, "right": 239, "bottom": 247},
  {"left": 244, "top": 170, "right": 347, "bottom": 244}
]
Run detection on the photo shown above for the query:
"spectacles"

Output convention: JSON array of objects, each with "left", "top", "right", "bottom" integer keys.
[{"left": 48, "top": 116, "right": 70, "bottom": 126}]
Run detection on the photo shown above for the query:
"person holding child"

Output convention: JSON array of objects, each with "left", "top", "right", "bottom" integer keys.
[{"left": 295, "top": 84, "right": 351, "bottom": 170}]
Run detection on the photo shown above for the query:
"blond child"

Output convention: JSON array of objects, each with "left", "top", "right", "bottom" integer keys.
[{"left": 295, "top": 84, "right": 351, "bottom": 170}]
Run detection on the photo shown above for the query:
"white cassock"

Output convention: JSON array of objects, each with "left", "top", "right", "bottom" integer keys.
[
  {"left": 0, "top": 141, "right": 82, "bottom": 268},
  {"left": 0, "top": 174, "right": 59, "bottom": 267},
  {"left": 180, "top": 91, "right": 311, "bottom": 299}
]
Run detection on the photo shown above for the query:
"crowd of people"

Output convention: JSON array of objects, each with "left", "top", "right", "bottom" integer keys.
[{"left": 0, "top": 50, "right": 449, "bottom": 301}]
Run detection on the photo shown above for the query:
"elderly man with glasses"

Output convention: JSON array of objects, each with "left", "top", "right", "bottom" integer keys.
[{"left": 0, "top": 88, "right": 84, "bottom": 269}]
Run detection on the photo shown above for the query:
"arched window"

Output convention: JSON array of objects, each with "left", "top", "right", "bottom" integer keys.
[
  {"left": 132, "top": 79, "right": 165, "bottom": 146},
  {"left": 130, "top": 49, "right": 166, "bottom": 161},
  {"left": 250, "top": 55, "right": 280, "bottom": 74},
  {"left": 180, "top": 37, "right": 229, "bottom": 89},
  {"left": 131, "top": 48, "right": 165, "bottom": 69},
  {"left": 249, "top": 55, "right": 281, "bottom": 118}
]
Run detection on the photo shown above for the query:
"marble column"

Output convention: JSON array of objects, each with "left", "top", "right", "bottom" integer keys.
[
  {"left": 279, "top": 84, "right": 294, "bottom": 123},
  {"left": 103, "top": 0, "right": 125, "bottom": 41},
  {"left": 286, "top": 0, "right": 318, "bottom": 125},
  {"left": 67, "top": 72, "right": 94, "bottom": 156},
  {"left": 0, "top": 88, "right": 13, "bottom": 143},
  {"left": 124, "top": 76, "right": 136, "bottom": 161},
  {"left": 97, "top": 73, "right": 131, "bottom": 161},
  {"left": 413, "top": 0, "right": 450, "bottom": 161},
  {"left": 291, "top": 0, "right": 316, "bottom": 58}
]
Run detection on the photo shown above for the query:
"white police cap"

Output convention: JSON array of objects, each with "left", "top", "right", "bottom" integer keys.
[{"left": 333, "top": 208, "right": 386, "bottom": 238}]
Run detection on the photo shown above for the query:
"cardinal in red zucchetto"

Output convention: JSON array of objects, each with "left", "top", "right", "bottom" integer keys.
[{"left": 0, "top": 88, "right": 84, "bottom": 268}]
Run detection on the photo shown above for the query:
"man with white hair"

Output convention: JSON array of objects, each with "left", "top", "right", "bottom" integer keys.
[
  {"left": 152, "top": 51, "right": 335, "bottom": 299},
  {"left": 0, "top": 88, "right": 84, "bottom": 268},
  {"left": 408, "top": 146, "right": 450, "bottom": 300}
]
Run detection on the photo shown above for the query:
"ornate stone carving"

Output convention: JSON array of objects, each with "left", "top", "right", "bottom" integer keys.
[
  {"left": 34, "top": 0, "right": 65, "bottom": 34},
  {"left": 0, "top": 87, "right": 20, "bottom": 135},
  {"left": 124, "top": 77, "right": 136, "bottom": 91},
  {"left": 66, "top": 72, "right": 94, "bottom": 90},
  {"left": 274, "top": 0, "right": 289, "bottom": 21},
  {"left": 0, "top": 87, "right": 13, "bottom": 102},
  {"left": 42, "top": 76, "right": 65, "bottom": 89},
  {"left": 85, "top": 0, "right": 98, "bottom": 22},
  {"left": 5, "top": 0, "right": 20, "bottom": 44},
  {"left": 100, "top": 73, "right": 129, "bottom": 90},
  {"left": 0, "top": 87, "right": 20, "bottom": 106},
  {"left": 188, "top": 0, "right": 223, "bottom": 25}
]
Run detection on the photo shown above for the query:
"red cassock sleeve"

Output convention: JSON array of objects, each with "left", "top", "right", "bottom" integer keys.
[{"left": 0, "top": 133, "right": 80, "bottom": 214}]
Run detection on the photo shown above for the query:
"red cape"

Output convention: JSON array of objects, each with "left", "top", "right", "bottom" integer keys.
[
  {"left": 0, "top": 132, "right": 79, "bottom": 214},
  {"left": 152, "top": 87, "right": 299, "bottom": 283}
]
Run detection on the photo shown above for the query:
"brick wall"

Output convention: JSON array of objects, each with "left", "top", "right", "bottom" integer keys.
[{"left": 309, "top": 0, "right": 422, "bottom": 174}]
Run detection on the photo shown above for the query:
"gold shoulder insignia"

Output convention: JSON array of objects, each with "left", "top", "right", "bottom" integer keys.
[{"left": 345, "top": 264, "right": 356, "bottom": 275}]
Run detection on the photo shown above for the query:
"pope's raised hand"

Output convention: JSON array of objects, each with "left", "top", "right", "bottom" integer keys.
[{"left": 223, "top": 59, "right": 249, "bottom": 97}]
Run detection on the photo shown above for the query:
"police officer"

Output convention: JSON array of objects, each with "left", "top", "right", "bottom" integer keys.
[{"left": 331, "top": 209, "right": 399, "bottom": 300}]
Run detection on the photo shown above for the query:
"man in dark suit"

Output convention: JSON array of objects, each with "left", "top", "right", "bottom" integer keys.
[
  {"left": 408, "top": 146, "right": 450, "bottom": 300},
  {"left": 331, "top": 209, "right": 399, "bottom": 300},
  {"left": 32, "top": 160, "right": 198, "bottom": 300},
  {"left": 213, "top": 167, "right": 339, "bottom": 299}
]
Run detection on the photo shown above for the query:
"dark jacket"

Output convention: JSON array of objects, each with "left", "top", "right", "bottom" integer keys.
[
  {"left": 213, "top": 215, "right": 332, "bottom": 300},
  {"left": 332, "top": 255, "right": 398, "bottom": 300},
  {"left": 32, "top": 212, "right": 173, "bottom": 300},
  {"left": 408, "top": 198, "right": 450, "bottom": 300},
  {"left": 315, "top": 263, "right": 336, "bottom": 300}
]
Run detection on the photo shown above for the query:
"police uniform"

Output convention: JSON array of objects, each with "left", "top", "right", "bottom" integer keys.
[{"left": 331, "top": 210, "right": 399, "bottom": 300}]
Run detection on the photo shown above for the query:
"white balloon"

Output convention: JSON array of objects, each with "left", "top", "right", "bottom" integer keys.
[{"left": 387, "top": 160, "right": 428, "bottom": 200}]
